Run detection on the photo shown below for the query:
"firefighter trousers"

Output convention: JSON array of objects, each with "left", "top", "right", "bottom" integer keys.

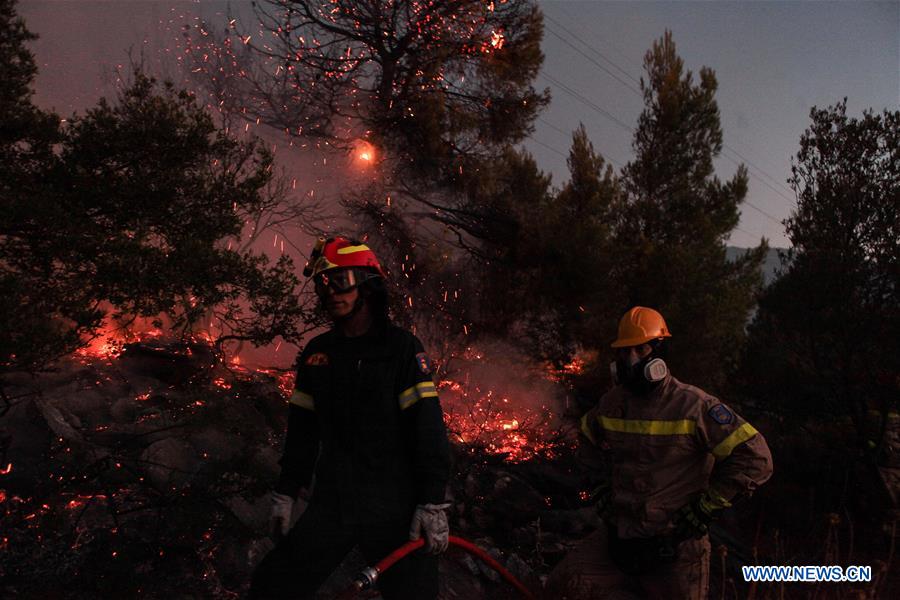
[
  {"left": 249, "top": 504, "right": 438, "bottom": 600},
  {"left": 544, "top": 525, "right": 710, "bottom": 599}
]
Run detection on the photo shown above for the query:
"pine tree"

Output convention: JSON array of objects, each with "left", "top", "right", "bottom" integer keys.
[
  {"left": 0, "top": 0, "right": 315, "bottom": 375},
  {"left": 620, "top": 31, "right": 767, "bottom": 391},
  {"left": 0, "top": 0, "right": 90, "bottom": 374}
]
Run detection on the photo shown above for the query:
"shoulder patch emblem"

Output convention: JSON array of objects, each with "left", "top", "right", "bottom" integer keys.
[
  {"left": 415, "top": 352, "right": 432, "bottom": 375},
  {"left": 708, "top": 403, "right": 734, "bottom": 425},
  {"left": 305, "top": 352, "right": 329, "bottom": 367}
]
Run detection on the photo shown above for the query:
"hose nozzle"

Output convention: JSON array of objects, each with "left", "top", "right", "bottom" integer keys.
[{"left": 353, "top": 566, "right": 379, "bottom": 591}]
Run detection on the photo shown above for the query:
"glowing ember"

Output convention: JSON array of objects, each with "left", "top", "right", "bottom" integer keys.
[
  {"left": 442, "top": 408, "right": 555, "bottom": 461},
  {"left": 0, "top": 463, "right": 11, "bottom": 475},
  {"left": 212, "top": 378, "right": 232, "bottom": 390},
  {"left": 544, "top": 349, "right": 593, "bottom": 382},
  {"left": 490, "top": 30, "right": 505, "bottom": 49},
  {"left": 75, "top": 337, "right": 123, "bottom": 360},
  {"left": 352, "top": 139, "right": 377, "bottom": 166},
  {"left": 437, "top": 344, "right": 572, "bottom": 463},
  {"left": 255, "top": 368, "right": 295, "bottom": 398}
]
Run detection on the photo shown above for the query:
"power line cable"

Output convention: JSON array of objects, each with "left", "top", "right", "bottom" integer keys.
[
  {"left": 543, "top": 22, "right": 643, "bottom": 96},
  {"left": 536, "top": 116, "right": 626, "bottom": 169},
  {"left": 539, "top": 72, "right": 634, "bottom": 134},
  {"left": 545, "top": 8, "right": 797, "bottom": 205},
  {"left": 539, "top": 73, "right": 786, "bottom": 228}
]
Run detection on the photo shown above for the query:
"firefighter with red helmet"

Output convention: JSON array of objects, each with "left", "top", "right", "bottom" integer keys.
[
  {"left": 549, "top": 306, "right": 773, "bottom": 599},
  {"left": 249, "top": 237, "right": 451, "bottom": 599}
]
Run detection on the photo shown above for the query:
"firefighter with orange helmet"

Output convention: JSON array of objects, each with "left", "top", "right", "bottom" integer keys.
[
  {"left": 250, "top": 237, "right": 451, "bottom": 599},
  {"left": 550, "top": 306, "right": 773, "bottom": 599}
]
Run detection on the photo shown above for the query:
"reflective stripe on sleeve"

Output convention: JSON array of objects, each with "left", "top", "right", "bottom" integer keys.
[
  {"left": 711, "top": 422, "right": 759, "bottom": 460},
  {"left": 599, "top": 416, "right": 696, "bottom": 435},
  {"left": 580, "top": 413, "right": 598, "bottom": 445},
  {"left": 398, "top": 381, "right": 438, "bottom": 410},
  {"left": 289, "top": 390, "right": 315, "bottom": 411}
]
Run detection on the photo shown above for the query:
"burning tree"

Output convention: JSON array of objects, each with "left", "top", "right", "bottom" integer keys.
[
  {"left": 189, "top": 0, "right": 547, "bottom": 189},
  {"left": 187, "top": 0, "right": 548, "bottom": 295}
]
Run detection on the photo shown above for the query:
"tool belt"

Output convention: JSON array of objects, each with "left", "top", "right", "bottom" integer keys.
[{"left": 606, "top": 524, "right": 680, "bottom": 576}]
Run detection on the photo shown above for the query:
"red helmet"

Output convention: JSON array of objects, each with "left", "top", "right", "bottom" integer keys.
[{"left": 303, "top": 236, "right": 385, "bottom": 278}]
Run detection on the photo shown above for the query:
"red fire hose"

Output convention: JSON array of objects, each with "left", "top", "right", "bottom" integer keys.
[{"left": 348, "top": 535, "right": 536, "bottom": 599}]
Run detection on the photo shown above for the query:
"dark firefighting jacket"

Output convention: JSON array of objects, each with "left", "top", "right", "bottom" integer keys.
[
  {"left": 580, "top": 375, "right": 773, "bottom": 539},
  {"left": 275, "top": 320, "right": 451, "bottom": 523}
]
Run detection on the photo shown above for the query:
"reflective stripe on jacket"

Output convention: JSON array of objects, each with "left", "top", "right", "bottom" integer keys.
[
  {"left": 276, "top": 321, "right": 450, "bottom": 523},
  {"left": 580, "top": 375, "right": 773, "bottom": 538}
]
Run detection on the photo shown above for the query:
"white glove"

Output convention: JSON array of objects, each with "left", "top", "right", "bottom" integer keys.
[
  {"left": 270, "top": 492, "right": 294, "bottom": 539},
  {"left": 409, "top": 503, "right": 451, "bottom": 554}
]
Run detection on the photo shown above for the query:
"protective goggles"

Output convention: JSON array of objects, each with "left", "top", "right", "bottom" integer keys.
[{"left": 313, "top": 268, "right": 378, "bottom": 294}]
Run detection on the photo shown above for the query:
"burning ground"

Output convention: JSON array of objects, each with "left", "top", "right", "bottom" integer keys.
[
  {"left": 0, "top": 333, "right": 593, "bottom": 598},
  {"left": 4, "top": 332, "right": 899, "bottom": 599}
]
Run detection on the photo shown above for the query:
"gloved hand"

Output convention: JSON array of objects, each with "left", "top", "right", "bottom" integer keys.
[
  {"left": 270, "top": 492, "right": 295, "bottom": 540},
  {"left": 673, "top": 489, "right": 730, "bottom": 541},
  {"left": 409, "top": 503, "right": 451, "bottom": 554}
]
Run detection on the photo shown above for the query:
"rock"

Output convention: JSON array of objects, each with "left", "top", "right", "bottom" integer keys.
[
  {"left": 60, "top": 407, "right": 83, "bottom": 430},
  {"left": 222, "top": 494, "right": 271, "bottom": 532},
  {"left": 110, "top": 397, "right": 141, "bottom": 423},
  {"left": 490, "top": 471, "right": 547, "bottom": 524},
  {"left": 190, "top": 427, "right": 241, "bottom": 464},
  {"left": 86, "top": 420, "right": 181, "bottom": 448},
  {"left": 459, "top": 553, "right": 481, "bottom": 576},
  {"left": 118, "top": 342, "right": 214, "bottom": 385},
  {"left": 538, "top": 507, "right": 598, "bottom": 535},
  {"left": 509, "top": 523, "right": 538, "bottom": 548},
  {"left": 505, "top": 553, "right": 534, "bottom": 586},
  {"left": 475, "top": 544, "right": 503, "bottom": 583},
  {"left": 139, "top": 437, "right": 200, "bottom": 490},
  {"left": 54, "top": 384, "right": 110, "bottom": 421},
  {"left": 34, "top": 396, "right": 87, "bottom": 445},
  {"left": 508, "top": 459, "right": 581, "bottom": 505},
  {"left": 246, "top": 444, "right": 281, "bottom": 483},
  {"left": 440, "top": 554, "right": 486, "bottom": 599},
  {"left": 464, "top": 471, "right": 480, "bottom": 499},
  {"left": 471, "top": 505, "right": 494, "bottom": 530}
]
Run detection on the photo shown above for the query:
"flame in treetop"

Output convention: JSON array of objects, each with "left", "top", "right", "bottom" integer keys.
[{"left": 188, "top": 0, "right": 547, "bottom": 185}]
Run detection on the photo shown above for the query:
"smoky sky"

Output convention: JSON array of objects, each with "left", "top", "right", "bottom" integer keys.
[{"left": 18, "top": 0, "right": 900, "bottom": 249}]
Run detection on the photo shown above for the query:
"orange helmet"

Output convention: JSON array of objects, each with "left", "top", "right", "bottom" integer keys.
[
  {"left": 611, "top": 306, "right": 672, "bottom": 348},
  {"left": 303, "top": 236, "right": 385, "bottom": 278}
]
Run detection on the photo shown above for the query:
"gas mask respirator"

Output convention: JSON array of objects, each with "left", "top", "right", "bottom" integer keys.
[{"left": 610, "top": 343, "right": 668, "bottom": 395}]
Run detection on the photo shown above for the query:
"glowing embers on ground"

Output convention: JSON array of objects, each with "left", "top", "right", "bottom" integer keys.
[
  {"left": 438, "top": 344, "right": 573, "bottom": 463},
  {"left": 74, "top": 316, "right": 168, "bottom": 364}
]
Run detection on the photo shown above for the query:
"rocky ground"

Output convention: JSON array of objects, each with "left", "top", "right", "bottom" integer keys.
[
  {"left": 0, "top": 341, "right": 594, "bottom": 599},
  {"left": 3, "top": 340, "right": 897, "bottom": 599}
]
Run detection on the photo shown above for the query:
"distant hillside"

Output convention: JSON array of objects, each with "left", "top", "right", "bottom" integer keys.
[{"left": 726, "top": 246, "right": 787, "bottom": 286}]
